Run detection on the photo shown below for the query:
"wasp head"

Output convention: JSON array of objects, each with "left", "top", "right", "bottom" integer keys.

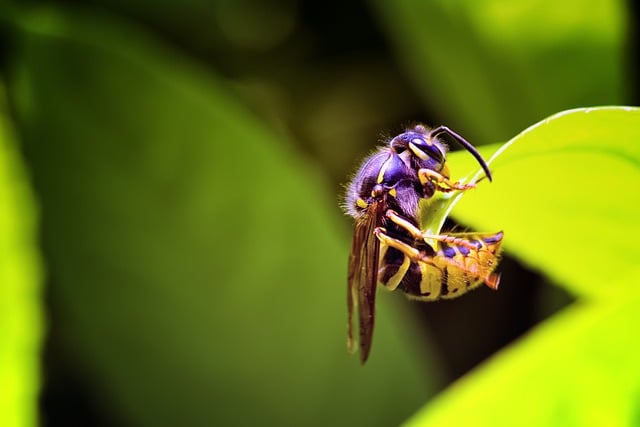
[
  {"left": 389, "top": 126, "right": 448, "bottom": 175},
  {"left": 390, "top": 124, "right": 493, "bottom": 182}
]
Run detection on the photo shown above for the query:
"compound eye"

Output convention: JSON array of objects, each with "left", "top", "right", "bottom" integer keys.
[{"left": 409, "top": 137, "right": 444, "bottom": 163}]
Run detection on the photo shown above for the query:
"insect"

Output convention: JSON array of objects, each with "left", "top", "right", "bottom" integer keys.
[{"left": 345, "top": 124, "right": 503, "bottom": 363}]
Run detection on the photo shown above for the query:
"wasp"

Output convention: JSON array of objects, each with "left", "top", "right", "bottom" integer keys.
[{"left": 345, "top": 124, "right": 503, "bottom": 363}]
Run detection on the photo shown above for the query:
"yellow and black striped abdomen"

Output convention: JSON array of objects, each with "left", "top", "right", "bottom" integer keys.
[{"left": 378, "top": 231, "right": 503, "bottom": 301}]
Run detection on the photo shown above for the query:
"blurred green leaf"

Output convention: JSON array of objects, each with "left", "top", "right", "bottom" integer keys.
[
  {"left": 8, "top": 6, "right": 441, "bottom": 426},
  {"left": 371, "top": 0, "right": 627, "bottom": 142},
  {"left": 449, "top": 107, "right": 640, "bottom": 298},
  {"left": 0, "top": 89, "right": 42, "bottom": 427}
]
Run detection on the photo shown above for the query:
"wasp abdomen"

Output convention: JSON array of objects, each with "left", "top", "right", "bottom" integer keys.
[{"left": 378, "top": 231, "right": 503, "bottom": 301}]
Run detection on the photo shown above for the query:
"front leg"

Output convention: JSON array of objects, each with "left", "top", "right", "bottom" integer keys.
[
  {"left": 373, "top": 227, "right": 436, "bottom": 266},
  {"left": 418, "top": 168, "right": 476, "bottom": 193},
  {"left": 385, "top": 210, "right": 483, "bottom": 251}
]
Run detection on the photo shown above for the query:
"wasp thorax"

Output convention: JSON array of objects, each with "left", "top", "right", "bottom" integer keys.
[
  {"left": 378, "top": 153, "right": 413, "bottom": 186},
  {"left": 345, "top": 148, "right": 421, "bottom": 220}
]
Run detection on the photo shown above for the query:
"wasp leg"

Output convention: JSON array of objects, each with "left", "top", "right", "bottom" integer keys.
[
  {"left": 385, "top": 210, "right": 480, "bottom": 250},
  {"left": 418, "top": 168, "right": 476, "bottom": 192},
  {"left": 373, "top": 227, "right": 451, "bottom": 300},
  {"left": 378, "top": 243, "right": 412, "bottom": 292},
  {"left": 383, "top": 210, "right": 422, "bottom": 239},
  {"left": 374, "top": 227, "right": 436, "bottom": 266}
]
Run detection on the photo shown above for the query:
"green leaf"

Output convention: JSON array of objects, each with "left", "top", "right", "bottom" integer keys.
[
  {"left": 371, "top": 0, "right": 627, "bottom": 142},
  {"left": 8, "top": 6, "right": 440, "bottom": 426},
  {"left": 0, "top": 88, "right": 42, "bottom": 427},
  {"left": 404, "top": 288, "right": 640, "bottom": 427},
  {"left": 405, "top": 108, "right": 640, "bottom": 426},
  {"left": 447, "top": 107, "right": 640, "bottom": 298}
]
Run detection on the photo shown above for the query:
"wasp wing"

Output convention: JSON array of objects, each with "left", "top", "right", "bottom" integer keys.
[{"left": 347, "top": 201, "right": 383, "bottom": 364}]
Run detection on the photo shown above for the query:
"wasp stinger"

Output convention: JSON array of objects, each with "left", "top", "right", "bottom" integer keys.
[{"left": 345, "top": 124, "right": 503, "bottom": 364}]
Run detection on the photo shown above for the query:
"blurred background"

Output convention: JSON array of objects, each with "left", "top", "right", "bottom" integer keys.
[{"left": 0, "top": 0, "right": 636, "bottom": 426}]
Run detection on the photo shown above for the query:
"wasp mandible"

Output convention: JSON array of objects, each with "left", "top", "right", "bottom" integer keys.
[{"left": 344, "top": 124, "right": 503, "bottom": 364}]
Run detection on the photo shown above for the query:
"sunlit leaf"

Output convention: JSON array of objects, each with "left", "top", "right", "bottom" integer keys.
[
  {"left": 404, "top": 288, "right": 640, "bottom": 427},
  {"left": 448, "top": 107, "right": 640, "bottom": 298},
  {"left": 406, "top": 108, "right": 640, "bottom": 426}
]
